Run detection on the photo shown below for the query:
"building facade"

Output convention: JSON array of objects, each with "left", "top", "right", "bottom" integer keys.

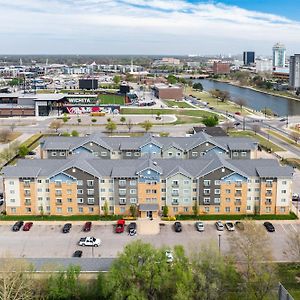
[
  {"left": 212, "top": 62, "right": 230, "bottom": 75},
  {"left": 2, "top": 154, "right": 293, "bottom": 217},
  {"left": 273, "top": 43, "right": 286, "bottom": 68},
  {"left": 243, "top": 52, "right": 255, "bottom": 66},
  {"left": 289, "top": 54, "right": 300, "bottom": 89}
]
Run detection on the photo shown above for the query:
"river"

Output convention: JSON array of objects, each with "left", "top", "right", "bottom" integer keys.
[{"left": 197, "top": 79, "right": 300, "bottom": 116}]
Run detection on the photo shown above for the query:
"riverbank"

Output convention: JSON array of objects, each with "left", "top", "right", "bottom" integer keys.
[{"left": 212, "top": 78, "right": 300, "bottom": 102}]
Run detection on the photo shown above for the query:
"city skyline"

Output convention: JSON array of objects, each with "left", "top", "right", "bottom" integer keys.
[{"left": 1, "top": 0, "right": 300, "bottom": 55}]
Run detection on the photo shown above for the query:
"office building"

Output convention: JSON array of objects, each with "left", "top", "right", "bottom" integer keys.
[
  {"left": 153, "top": 83, "right": 183, "bottom": 100},
  {"left": 273, "top": 43, "right": 286, "bottom": 68},
  {"left": 212, "top": 62, "right": 230, "bottom": 75},
  {"left": 243, "top": 52, "right": 255, "bottom": 66},
  {"left": 289, "top": 54, "right": 300, "bottom": 89},
  {"left": 255, "top": 59, "right": 273, "bottom": 73}
]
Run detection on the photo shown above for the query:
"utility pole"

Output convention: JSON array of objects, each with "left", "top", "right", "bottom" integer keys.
[
  {"left": 218, "top": 234, "right": 221, "bottom": 254},
  {"left": 243, "top": 116, "right": 246, "bottom": 131}
]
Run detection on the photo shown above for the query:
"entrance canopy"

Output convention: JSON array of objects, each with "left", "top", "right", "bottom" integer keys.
[{"left": 139, "top": 204, "right": 159, "bottom": 211}]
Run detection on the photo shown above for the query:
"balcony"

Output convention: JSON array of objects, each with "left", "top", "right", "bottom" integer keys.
[
  {"left": 265, "top": 192, "right": 273, "bottom": 197},
  {"left": 119, "top": 191, "right": 126, "bottom": 196},
  {"left": 266, "top": 183, "right": 273, "bottom": 188},
  {"left": 172, "top": 201, "right": 179, "bottom": 205},
  {"left": 24, "top": 192, "right": 31, "bottom": 197},
  {"left": 235, "top": 201, "right": 242, "bottom": 206},
  {"left": 55, "top": 192, "right": 62, "bottom": 197},
  {"left": 265, "top": 200, "right": 272, "bottom": 205},
  {"left": 24, "top": 201, "right": 31, "bottom": 206},
  {"left": 172, "top": 183, "right": 179, "bottom": 188},
  {"left": 56, "top": 201, "right": 62, "bottom": 205},
  {"left": 55, "top": 183, "right": 62, "bottom": 188},
  {"left": 24, "top": 182, "right": 30, "bottom": 188},
  {"left": 235, "top": 192, "right": 242, "bottom": 197},
  {"left": 235, "top": 182, "right": 242, "bottom": 188},
  {"left": 171, "top": 192, "right": 179, "bottom": 197},
  {"left": 118, "top": 182, "right": 126, "bottom": 187}
]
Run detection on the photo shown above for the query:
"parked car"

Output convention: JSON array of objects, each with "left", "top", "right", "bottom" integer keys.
[
  {"left": 83, "top": 221, "right": 92, "bottom": 232},
  {"left": 23, "top": 222, "right": 33, "bottom": 231},
  {"left": 292, "top": 193, "right": 300, "bottom": 201},
  {"left": 165, "top": 250, "right": 174, "bottom": 263},
  {"left": 280, "top": 118, "right": 287, "bottom": 122},
  {"left": 73, "top": 250, "right": 83, "bottom": 257},
  {"left": 234, "top": 122, "right": 241, "bottom": 126},
  {"left": 235, "top": 221, "right": 245, "bottom": 231},
  {"left": 12, "top": 221, "right": 24, "bottom": 232},
  {"left": 225, "top": 222, "right": 235, "bottom": 231},
  {"left": 116, "top": 219, "right": 125, "bottom": 233},
  {"left": 195, "top": 221, "right": 204, "bottom": 232},
  {"left": 215, "top": 221, "right": 224, "bottom": 231},
  {"left": 0, "top": 199, "right": 3, "bottom": 206},
  {"left": 128, "top": 222, "right": 137, "bottom": 236},
  {"left": 28, "top": 151, "right": 36, "bottom": 156},
  {"left": 78, "top": 237, "right": 101, "bottom": 247},
  {"left": 235, "top": 112, "right": 241, "bottom": 115},
  {"left": 174, "top": 221, "right": 182, "bottom": 232},
  {"left": 263, "top": 222, "right": 275, "bottom": 232},
  {"left": 62, "top": 223, "right": 72, "bottom": 233}
]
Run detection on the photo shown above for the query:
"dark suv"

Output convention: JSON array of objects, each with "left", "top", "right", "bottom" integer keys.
[
  {"left": 12, "top": 221, "right": 24, "bottom": 232},
  {"left": 174, "top": 222, "right": 182, "bottom": 232},
  {"left": 128, "top": 222, "right": 137, "bottom": 236},
  {"left": 83, "top": 222, "right": 92, "bottom": 232},
  {"left": 62, "top": 223, "right": 72, "bottom": 233}
]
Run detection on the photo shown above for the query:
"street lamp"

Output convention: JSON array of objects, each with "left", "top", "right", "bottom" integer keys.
[{"left": 218, "top": 234, "right": 221, "bottom": 254}]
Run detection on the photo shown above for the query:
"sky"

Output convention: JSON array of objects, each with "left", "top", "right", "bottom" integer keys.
[{"left": 0, "top": 0, "right": 300, "bottom": 55}]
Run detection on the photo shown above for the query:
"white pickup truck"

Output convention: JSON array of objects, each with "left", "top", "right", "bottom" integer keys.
[{"left": 78, "top": 237, "right": 101, "bottom": 247}]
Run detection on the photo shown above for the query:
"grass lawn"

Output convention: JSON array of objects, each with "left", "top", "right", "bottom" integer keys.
[
  {"left": 185, "top": 86, "right": 250, "bottom": 116},
  {"left": 266, "top": 129, "right": 300, "bottom": 149},
  {"left": 176, "top": 213, "right": 297, "bottom": 221},
  {"left": 229, "top": 130, "right": 284, "bottom": 152},
  {"left": 282, "top": 158, "right": 300, "bottom": 170},
  {"left": 278, "top": 263, "right": 300, "bottom": 299},
  {"left": 0, "top": 131, "right": 21, "bottom": 144},
  {"left": 171, "top": 115, "right": 204, "bottom": 125},
  {"left": 98, "top": 94, "right": 125, "bottom": 105},
  {"left": 164, "top": 100, "right": 194, "bottom": 108}
]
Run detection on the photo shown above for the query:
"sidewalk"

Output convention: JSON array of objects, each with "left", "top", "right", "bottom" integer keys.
[{"left": 0, "top": 133, "right": 32, "bottom": 152}]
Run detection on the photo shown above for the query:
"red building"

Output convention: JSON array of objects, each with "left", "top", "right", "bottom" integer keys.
[{"left": 213, "top": 62, "right": 230, "bottom": 75}]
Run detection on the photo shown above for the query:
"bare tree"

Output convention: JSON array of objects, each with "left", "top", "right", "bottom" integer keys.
[
  {"left": 222, "top": 121, "right": 235, "bottom": 133},
  {"left": 0, "top": 129, "right": 11, "bottom": 143},
  {"left": 290, "top": 131, "right": 300, "bottom": 144},
  {"left": 235, "top": 98, "right": 246, "bottom": 111},
  {"left": 0, "top": 257, "right": 35, "bottom": 300},
  {"left": 49, "top": 120, "right": 62, "bottom": 133},
  {"left": 9, "top": 123, "right": 16, "bottom": 132},
  {"left": 252, "top": 124, "right": 261, "bottom": 135},
  {"left": 229, "top": 220, "right": 278, "bottom": 300},
  {"left": 126, "top": 119, "right": 133, "bottom": 132},
  {"left": 285, "top": 229, "right": 300, "bottom": 262}
]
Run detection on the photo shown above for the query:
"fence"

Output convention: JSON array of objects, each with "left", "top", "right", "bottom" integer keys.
[{"left": 278, "top": 283, "right": 294, "bottom": 300}]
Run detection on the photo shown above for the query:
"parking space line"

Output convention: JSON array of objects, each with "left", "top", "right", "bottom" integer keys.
[
  {"left": 280, "top": 224, "right": 287, "bottom": 234},
  {"left": 291, "top": 224, "right": 298, "bottom": 233}
]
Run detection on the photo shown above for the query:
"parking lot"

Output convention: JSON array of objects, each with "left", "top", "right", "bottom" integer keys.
[{"left": 0, "top": 221, "right": 299, "bottom": 261}]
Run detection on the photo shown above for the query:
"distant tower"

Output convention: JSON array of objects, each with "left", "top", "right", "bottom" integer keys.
[
  {"left": 45, "top": 58, "right": 48, "bottom": 75},
  {"left": 130, "top": 58, "right": 133, "bottom": 73},
  {"left": 273, "top": 43, "right": 286, "bottom": 68},
  {"left": 19, "top": 58, "right": 23, "bottom": 66}
]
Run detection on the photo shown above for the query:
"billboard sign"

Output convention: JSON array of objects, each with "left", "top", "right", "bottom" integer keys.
[{"left": 64, "top": 105, "right": 120, "bottom": 115}]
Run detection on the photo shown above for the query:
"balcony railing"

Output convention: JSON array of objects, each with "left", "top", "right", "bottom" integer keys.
[
  {"left": 235, "top": 201, "right": 242, "bottom": 206},
  {"left": 265, "top": 193, "right": 272, "bottom": 197},
  {"left": 235, "top": 192, "right": 242, "bottom": 197},
  {"left": 24, "top": 183, "right": 30, "bottom": 187},
  {"left": 172, "top": 192, "right": 179, "bottom": 197},
  {"left": 266, "top": 183, "right": 273, "bottom": 188},
  {"left": 172, "top": 201, "right": 179, "bottom": 205},
  {"left": 55, "top": 183, "right": 62, "bottom": 188},
  {"left": 119, "top": 182, "right": 126, "bottom": 187},
  {"left": 265, "top": 201, "right": 272, "bottom": 205},
  {"left": 24, "top": 192, "right": 31, "bottom": 197},
  {"left": 24, "top": 201, "right": 31, "bottom": 206},
  {"left": 235, "top": 183, "right": 242, "bottom": 188},
  {"left": 119, "top": 192, "right": 126, "bottom": 196},
  {"left": 55, "top": 192, "right": 62, "bottom": 197},
  {"left": 56, "top": 201, "right": 62, "bottom": 205},
  {"left": 172, "top": 183, "right": 179, "bottom": 188}
]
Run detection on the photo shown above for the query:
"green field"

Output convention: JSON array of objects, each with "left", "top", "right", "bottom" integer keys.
[
  {"left": 98, "top": 94, "right": 125, "bottom": 105},
  {"left": 164, "top": 100, "right": 194, "bottom": 108},
  {"left": 278, "top": 263, "right": 300, "bottom": 299},
  {"left": 229, "top": 130, "right": 284, "bottom": 152}
]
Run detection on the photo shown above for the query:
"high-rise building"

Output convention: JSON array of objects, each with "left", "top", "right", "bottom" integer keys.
[
  {"left": 273, "top": 43, "right": 286, "bottom": 68},
  {"left": 289, "top": 54, "right": 300, "bottom": 89},
  {"left": 212, "top": 61, "right": 230, "bottom": 74},
  {"left": 243, "top": 51, "right": 255, "bottom": 65}
]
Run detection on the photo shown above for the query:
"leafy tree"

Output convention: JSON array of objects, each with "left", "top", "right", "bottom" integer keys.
[
  {"left": 49, "top": 120, "right": 62, "bottom": 132},
  {"left": 8, "top": 78, "right": 23, "bottom": 87},
  {"left": 126, "top": 119, "right": 133, "bottom": 132},
  {"left": 252, "top": 124, "right": 261, "bottom": 135},
  {"left": 46, "top": 265, "right": 81, "bottom": 300},
  {"left": 290, "top": 131, "right": 300, "bottom": 144},
  {"left": 141, "top": 120, "right": 153, "bottom": 132},
  {"left": 77, "top": 118, "right": 81, "bottom": 125},
  {"left": 120, "top": 116, "right": 126, "bottom": 124},
  {"left": 167, "top": 74, "right": 177, "bottom": 84},
  {"left": 162, "top": 205, "right": 169, "bottom": 217},
  {"left": 91, "top": 118, "right": 97, "bottom": 123},
  {"left": 18, "top": 145, "right": 29, "bottom": 158},
  {"left": 192, "top": 82, "right": 203, "bottom": 91},
  {"left": 103, "top": 200, "right": 109, "bottom": 217},
  {"left": 159, "top": 132, "right": 169, "bottom": 137},
  {"left": 106, "top": 121, "right": 117, "bottom": 134},
  {"left": 62, "top": 113, "right": 69, "bottom": 123},
  {"left": 235, "top": 98, "right": 246, "bottom": 111},
  {"left": 192, "top": 200, "right": 199, "bottom": 216},
  {"left": 129, "top": 204, "right": 137, "bottom": 218},
  {"left": 202, "top": 115, "right": 219, "bottom": 127},
  {"left": 209, "top": 89, "right": 230, "bottom": 102},
  {"left": 71, "top": 130, "right": 79, "bottom": 137},
  {"left": 222, "top": 121, "right": 235, "bottom": 133},
  {"left": 0, "top": 129, "right": 11, "bottom": 143},
  {"left": 61, "top": 132, "right": 70, "bottom": 137},
  {"left": 113, "top": 75, "right": 121, "bottom": 86}
]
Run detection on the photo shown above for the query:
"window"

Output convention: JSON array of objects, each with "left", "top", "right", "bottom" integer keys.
[
  {"left": 46, "top": 206, "right": 50, "bottom": 211},
  {"left": 225, "top": 207, "right": 230, "bottom": 212},
  {"left": 173, "top": 207, "right": 178, "bottom": 212},
  {"left": 51, "top": 152, "right": 57, "bottom": 156},
  {"left": 87, "top": 180, "right": 94, "bottom": 187},
  {"left": 235, "top": 207, "right": 241, "bottom": 212},
  {"left": 192, "top": 152, "right": 197, "bottom": 157},
  {"left": 282, "top": 181, "right": 287, "bottom": 185},
  {"left": 241, "top": 152, "right": 247, "bottom": 157},
  {"left": 226, "top": 198, "right": 230, "bottom": 202},
  {"left": 9, "top": 181, "right": 14, "bottom": 185},
  {"left": 183, "top": 180, "right": 190, "bottom": 185},
  {"left": 130, "top": 180, "right": 137, "bottom": 186},
  {"left": 233, "top": 152, "right": 238, "bottom": 157},
  {"left": 184, "top": 198, "right": 189, "bottom": 202},
  {"left": 184, "top": 207, "right": 189, "bottom": 212},
  {"left": 45, "top": 188, "right": 50, "bottom": 193},
  {"left": 119, "top": 189, "right": 126, "bottom": 196},
  {"left": 126, "top": 152, "right": 132, "bottom": 156},
  {"left": 265, "top": 207, "right": 271, "bottom": 213},
  {"left": 109, "top": 188, "right": 113, "bottom": 193},
  {"left": 130, "top": 189, "right": 136, "bottom": 194},
  {"left": 214, "top": 180, "right": 221, "bottom": 185},
  {"left": 67, "top": 207, "right": 73, "bottom": 213},
  {"left": 119, "top": 198, "right": 126, "bottom": 205},
  {"left": 226, "top": 189, "right": 231, "bottom": 194},
  {"left": 255, "top": 188, "right": 260, "bottom": 192},
  {"left": 89, "top": 207, "right": 94, "bottom": 213},
  {"left": 193, "top": 179, "right": 197, "bottom": 183},
  {"left": 60, "top": 152, "right": 65, "bottom": 156},
  {"left": 204, "top": 198, "right": 210, "bottom": 204},
  {"left": 87, "top": 189, "right": 94, "bottom": 195},
  {"left": 119, "top": 180, "right": 126, "bottom": 186},
  {"left": 67, "top": 198, "right": 72, "bottom": 203},
  {"left": 77, "top": 180, "right": 83, "bottom": 186},
  {"left": 109, "top": 206, "right": 114, "bottom": 211},
  {"left": 78, "top": 207, "right": 83, "bottom": 213},
  {"left": 193, "top": 188, "right": 197, "bottom": 192},
  {"left": 45, "top": 179, "right": 49, "bottom": 183},
  {"left": 46, "top": 197, "right": 50, "bottom": 201},
  {"left": 55, "top": 190, "right": 62, "bottom": 196},
  {"left": 247, "top": 205, "right": 251, "bottom": 210},
  {"left": 130, "top": 198, "right": 137, "bottom": 204},
  {"left": 134, "top": 152, "right": 140, "bottom": 156},
  {"left": 26, "top": 207, "right": 31, "bottom": 213},
  {"left": 214, "top": 198, "right": 220, "bottom": 204},
  {"left": 281, "top": 198, "right": 286, "bottom": 203},
  {"left": 88, "top": 198, "right": 95, "bottom": 204},
  {"left": 77, "top": 198, "right": 83, "bottom": 204},
  {"left": 215, "top": 207, "right": 220, "bottom": 213},
  {"left": 77, "top": 189, "right": 83, "bottom": 194},
  {"left": 101, "top": 152, "right": 108, "bottom": 156},
  {"left": 37, "top": 188, "right": 42, "bottom": 192},
  {"left": 161, "top": 188, "right": 166, "bottom": 192},
  {"left": 172, "top": 198, "right": 179, "bottom": 205},
  {"left": 56, "top": 207, "right": 62, "bottom": 213},
  {"left": 255, "top": 197, "right": 260, "bottom": 201},
  {"left": 168, "top": 152, "right": 173, "bottom": 157},
  {"left": 56, "top": 198, "right": 62, "bottom": 205},
  {"left": 183, "top": 189, "right": 189, "bottom": 194},
  {"left": 281, "top": 190, "right": 287, "bottom": 194},
  {"left": 109, "top": 197, "right": 114, "bottom": 201},
  {"left": 101, "top": 197, "right": 106, "bottom": 201},
  {"left": 10, "top": 190, "right": 15, "bottom": 194},
  {"left": 214, "top": 189, "right": 220, "bottom": 195},
  {"left": 10, "top": 207, "right": 16, "bottom": 213},
  {"left": 204, "top": 189, "right": 210, "bottom": 195},
  {"left": 203, "top": 180, "right": 211, "bottom": 187},
  {"left": 100, "top": 188, "right": 105, "bottom": 193},
  {"left": 10, "top": 199, "right": 15, "bottom": 203},
  {"left": 280, "top": 207, "right": 286, "bottom": 213},
  {"left": 100, "top": 179, "right": 105, "bottom": 183},
  {"left": 204, "top": 207, "right": 210, "bottom": 212},
  {"left": 67, "top": 189, "right": 72, "bottom": 195},
  {"left": 38, "top": 197, "right": 43, "bottom": 201},
  {"left": 255, "top": 179, "right": 260, "bottom": 183}
]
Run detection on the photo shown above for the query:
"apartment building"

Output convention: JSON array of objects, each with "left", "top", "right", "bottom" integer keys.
[
  {"left": 40, "top": 133, "right": 258, "bottom": 160},
  {"left": 2, "top": 153, "right": 293, "bottom": 218}
]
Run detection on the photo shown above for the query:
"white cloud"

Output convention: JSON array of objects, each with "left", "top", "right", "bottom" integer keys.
[{"left": 0, "top": 0, "right": 299, "bottom": 54}]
